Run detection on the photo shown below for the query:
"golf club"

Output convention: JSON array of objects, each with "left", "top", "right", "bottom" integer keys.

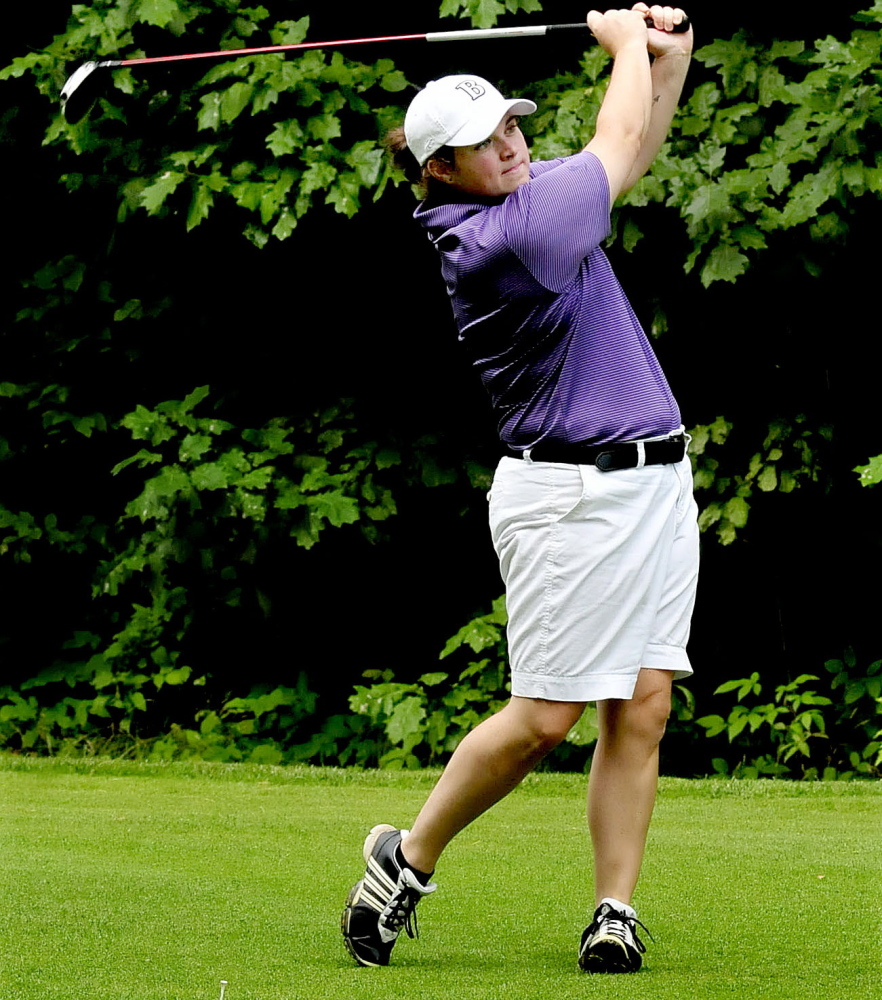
[{"left": 60, "top": 16, "right": 690, "bottom": 123}]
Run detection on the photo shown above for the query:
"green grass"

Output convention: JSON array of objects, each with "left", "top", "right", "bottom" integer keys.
[{"left": 1, "top": 756, "right": 880, "bottom": 1000}]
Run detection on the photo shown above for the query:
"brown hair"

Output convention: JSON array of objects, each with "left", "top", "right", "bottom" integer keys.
[{"left": 384, "top": 125, "right": 456, "bottom": 200}]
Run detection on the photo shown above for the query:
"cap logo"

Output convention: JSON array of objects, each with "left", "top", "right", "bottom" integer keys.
[{"left": 455, "top": 80, "right": 486, "bottom": 101}]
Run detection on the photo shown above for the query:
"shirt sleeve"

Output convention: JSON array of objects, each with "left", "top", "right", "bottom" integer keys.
[{"left": 497, "top": 152, "right": 612, "bottom": 293}]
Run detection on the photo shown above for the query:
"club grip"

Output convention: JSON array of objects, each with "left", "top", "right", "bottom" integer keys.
[{"left": 548, "top": 15, "right": 691, "bottom": 35}]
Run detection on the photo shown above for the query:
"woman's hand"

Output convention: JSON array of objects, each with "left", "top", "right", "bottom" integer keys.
[
  {"left": 586, "top": 8, "right": 650, "bottom": 58},
  {"left": 631, "top": 4, "right": 693, "bottom": 57}
]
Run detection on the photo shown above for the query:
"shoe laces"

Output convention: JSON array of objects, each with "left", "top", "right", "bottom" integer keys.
[
  {"left": 592, "top": 905, "right": 653, "bottom": 955},
  {"left": 381, "top": 885, "right": 422, "bottom": 939},
  {"left": 379, "top": 870, "right": 436, "bottom": 941},
  {"left": 602, "top": 916, "right": 647, "bottom": 954}
]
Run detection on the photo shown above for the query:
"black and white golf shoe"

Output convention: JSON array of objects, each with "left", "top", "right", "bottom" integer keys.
[
  {"left": 341, "top": 824, "right": 436, "bottom": 967},
  {"left": 578, "top": 897, "right": 651, "bottom": 973}
]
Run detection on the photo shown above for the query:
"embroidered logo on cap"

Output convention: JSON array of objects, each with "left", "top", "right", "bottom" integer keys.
[{"left": 455, "top": 80, "right": 486, "bottom": 101}]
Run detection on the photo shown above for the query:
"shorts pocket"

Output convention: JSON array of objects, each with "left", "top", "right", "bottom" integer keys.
[
  {"left": 488, "top": 460, "right": 586, "bottom": 536},
  {"left": 672, "top": 456, "right": 696, "bottom": 525},
  {"left": 548, "top": 464, "right": 588, "bottom": 523}
]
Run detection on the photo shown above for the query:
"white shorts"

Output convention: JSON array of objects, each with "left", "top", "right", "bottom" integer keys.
[{"left": 488, "top": 454, "right": 699, "bottom": 703}]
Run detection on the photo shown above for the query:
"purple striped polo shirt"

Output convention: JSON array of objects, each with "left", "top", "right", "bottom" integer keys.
[{"left": 414, "top": 152, "right": 681, "bottom": 449}]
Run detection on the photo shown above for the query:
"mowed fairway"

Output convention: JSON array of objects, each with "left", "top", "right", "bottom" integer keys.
[{"left": 1, "top": 758, "right": 880, "bottom": 1000}]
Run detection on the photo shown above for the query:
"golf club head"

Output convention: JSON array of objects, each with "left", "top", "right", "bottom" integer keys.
[{"left": 61, "top": 61, "right": 107, "bottom": 123}]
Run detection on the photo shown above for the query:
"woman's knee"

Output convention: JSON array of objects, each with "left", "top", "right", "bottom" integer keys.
[
  {"left": 601, "top": 674, "right": 672, "bottom": 748},
  {"left": 634, "top": 686, "right": 672, "bottom": 745},
  {"left": 508, "top": 697, "right": 586, "bottom": 754}
]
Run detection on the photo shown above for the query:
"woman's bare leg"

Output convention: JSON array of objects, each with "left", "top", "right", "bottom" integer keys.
[
  {"left": 588, "top": 668, "right": 673, "bottom": 905},
  {"left": 401, "top": 695, "right": 585, "bottom": 873}
]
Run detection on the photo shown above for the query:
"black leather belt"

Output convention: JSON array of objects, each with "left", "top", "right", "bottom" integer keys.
[{"left": 506, "top": 434, "right": 686, "bottom": 472}]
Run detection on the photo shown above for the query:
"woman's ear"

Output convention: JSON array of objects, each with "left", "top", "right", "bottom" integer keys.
[{"left": 426, "top": 156, "right": 455, "bottom": 184}]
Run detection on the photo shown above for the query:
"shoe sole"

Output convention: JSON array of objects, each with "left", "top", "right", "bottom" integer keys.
[{"left": 579, "top": 937, "right": 642, "bottom": 974}]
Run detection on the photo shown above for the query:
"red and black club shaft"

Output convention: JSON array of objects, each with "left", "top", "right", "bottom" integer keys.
[{"left": 61, "top": 17, "right": 691, "bottom": 123}]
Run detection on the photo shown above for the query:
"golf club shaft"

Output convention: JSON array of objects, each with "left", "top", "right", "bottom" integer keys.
[{"left": 96, "top": 18, "right": 690, "bottom": 69}]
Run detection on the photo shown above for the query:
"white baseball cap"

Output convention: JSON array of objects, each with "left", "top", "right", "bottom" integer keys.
[{"left": 404, "top": 74, "right": 537, "bottom": 166}]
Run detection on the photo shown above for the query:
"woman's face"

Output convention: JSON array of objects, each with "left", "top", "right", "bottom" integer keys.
[{"left": 431, "top": 115, "right": 531, "bottom": 198}]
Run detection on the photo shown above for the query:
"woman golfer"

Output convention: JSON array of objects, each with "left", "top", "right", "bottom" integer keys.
[{"left": 343, "top": 4, "right": 697, "bottom": 974}]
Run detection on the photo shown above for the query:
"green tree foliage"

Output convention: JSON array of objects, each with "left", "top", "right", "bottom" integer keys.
[
  {"left": 2, "top": 1, "right": 881, "bottom": 774},
  {"left": 647, "top": 13, "right": 882, "bottom": 286},
  {"left": 695, "top": 651, "right": 882, "bottom": 779},
  {"left": 439, "top": 0, "right": 544, "bottom": 30},
  {"left": 3, "top": 1, "right": 407, "bottom": 244}
]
